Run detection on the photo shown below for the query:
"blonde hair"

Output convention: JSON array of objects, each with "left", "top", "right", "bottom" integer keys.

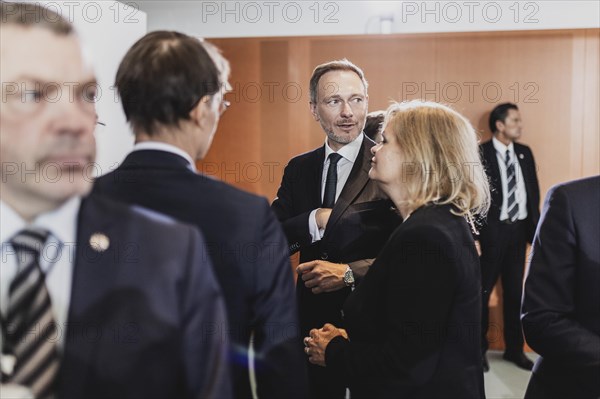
[{"left": 383, "top": 100, "right": 490, "bottom": 219}]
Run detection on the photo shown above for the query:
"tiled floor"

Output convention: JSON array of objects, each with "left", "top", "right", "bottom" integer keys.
[{"left": 484, "top": 350, "right": 539, "bottom": 399}]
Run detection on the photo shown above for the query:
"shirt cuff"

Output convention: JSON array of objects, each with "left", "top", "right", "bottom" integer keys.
[{"left": 309, "top": 209, "right": 324, "bottom": 243}]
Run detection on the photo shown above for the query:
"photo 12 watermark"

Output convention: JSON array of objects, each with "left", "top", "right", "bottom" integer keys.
[
  {"left": 399, "top": 1, "right": 540, "bottom": 25},
  {"left": 1, "top": 1, "right": 142, "bottom": 24},
  {"left": 400, "top": 81, "right": 540, "bottom": 104},
  {"left": 199, "top": 1, "right": 341, "bottom": 24}
]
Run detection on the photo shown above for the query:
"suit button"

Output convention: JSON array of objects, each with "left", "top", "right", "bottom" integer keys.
[{"left": 321, "top": 252, "right": 328, "bottom": 260}]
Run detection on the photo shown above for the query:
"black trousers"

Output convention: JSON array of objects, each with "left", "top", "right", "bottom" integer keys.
[
  {"left": 525, "top": 367, "right": 600, "bottom": 399},
  {"left": 480, "top": 219, "right": 528, "bottom": 354},
  {"left": 307, "top": 362, "right": 346, "bottom": 399}
]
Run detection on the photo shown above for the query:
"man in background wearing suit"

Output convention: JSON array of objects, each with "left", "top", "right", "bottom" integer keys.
[
  {"left": 93, "top": 31, "right": 306, "bottom": 399},
  {"left": 271, "top": 60, "right": 400, "bottom": 399},
  {"left": 0, "top": 3, "right": 230, "bottom": 398},
  {"left": 479, "top": 102, "right": 540, "bottom": 371},
  {"left": 522, "top": 175, "right": 600, "bottom": 399}
]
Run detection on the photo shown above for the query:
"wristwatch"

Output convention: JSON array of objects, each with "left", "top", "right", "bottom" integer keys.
[{"left": 343, "top": 266, "right": 355, "bottom": 288}]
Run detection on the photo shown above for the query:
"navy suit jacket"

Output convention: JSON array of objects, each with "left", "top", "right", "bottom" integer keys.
[
  {"left": 271, "top": 137, "right": 401, "bottom": 335},
  {"left": 522, "top": 176, "right": 600, "bottom": 397},
  {"left": 93, "top": 150, "right": 306, "bottom": 399},
  {"left": 58, "top": 195, "right": 230, "bottom": 399},
  {"left": 479, "top": 140, "right": 540, "bottom": 242}
]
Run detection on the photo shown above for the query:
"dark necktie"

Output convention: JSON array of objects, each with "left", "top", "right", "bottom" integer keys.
[
  {"left": 505, "top": 149, "right": 519, "bottom": 222},
  {"left": 4, "top": 228, "right": 59, "bottom": 399},
  {"left": 322, "top": 153, "right": 343, "bottom": 208}
]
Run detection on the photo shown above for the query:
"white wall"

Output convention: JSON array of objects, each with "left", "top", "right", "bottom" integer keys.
[
  {"left": 136, "top": 0, "right": 599, "bottom": 38},
  {"left": 27, "top": 1, "right": 147, "bottom": 174}
]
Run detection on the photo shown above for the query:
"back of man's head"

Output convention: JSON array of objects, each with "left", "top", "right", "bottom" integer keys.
[{"left": 115, "top": 31, "right": 227, "bottom": 136}]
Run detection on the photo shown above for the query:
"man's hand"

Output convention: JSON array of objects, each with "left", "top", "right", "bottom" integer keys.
[
  {"left": 315, "top": 208, "right": 332, "bottom": 230},
  {"left": 304, "top": 323, "right": 348, "bottom": 367},
  {"left": 297, "top": 260, "right": 348, "bottom": 294}
]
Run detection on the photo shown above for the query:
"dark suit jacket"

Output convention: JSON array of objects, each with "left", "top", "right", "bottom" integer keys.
[
  {"left": 271, "top": 137, "right": 401, "bottom": 334},
  {"left": 93, "top": 150, "right": 306, "bottom": 399},
  {"left": 479, "top": 140, "right": 540, "bottom": 242},
  {"left": 522, "top": 176, "right": 600, "bottom": 398},
  {"left": 325, "top": 204, "right": 485, "bottom": 399},
  {"left": 58, "top": 195, "right": 230, "bottom": 399}
]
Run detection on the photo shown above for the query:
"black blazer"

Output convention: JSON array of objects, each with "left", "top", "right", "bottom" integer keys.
[
  {"left": 271, "top": 137, "right": 401, "bottom": 334},
  {"left": 59, "top": 195, "right": 230, "bottom": 399},
  {"left": 479, "top": 140, "right": 540, "bottom": 242},
  {"left": 325, "top": 204, "right": 485, "bottom": 399},
  {"left": 93, "top": 150, "right": 306, "bottom": 399},
  {"left": 522, "top": 176, "right": 600, "bottom": 397}
]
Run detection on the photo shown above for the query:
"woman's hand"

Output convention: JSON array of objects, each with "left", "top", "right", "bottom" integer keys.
[{"left": 303, "top": 323, "right": 348, "bottom": 367}]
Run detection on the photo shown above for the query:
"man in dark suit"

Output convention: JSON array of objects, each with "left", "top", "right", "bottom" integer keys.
[
  {"left": 92, "top": 31, "right": 306, "bottom": 399},
  {"left": 479, "top": 102, "right": 540, "bottom": 371},
  {"left": 522, "top": 175, "right": 600, "bottom": 399},
  {"left": 0, "top": 4, "right": 230, "bottom": 398},
  {"left": 271, "top": 59, "right": 400, "bottom": 398}
]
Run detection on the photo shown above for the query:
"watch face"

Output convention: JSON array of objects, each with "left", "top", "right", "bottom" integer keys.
[{"left": 344, "top": 269, "right": 355, "bottom": 285}]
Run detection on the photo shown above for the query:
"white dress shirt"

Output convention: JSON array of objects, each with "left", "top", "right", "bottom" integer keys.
[
  {"left": 492, "top": 137, "right": 528, "bottom": 221},
  {"left": 132, "top": 141, "right": 197, "bottom": 172},
  {"left": 1, "top": 197, "right": 80, "bottom": 351},
  {"left": 309, "top": 133, "right": 364, "bottom": 242}
]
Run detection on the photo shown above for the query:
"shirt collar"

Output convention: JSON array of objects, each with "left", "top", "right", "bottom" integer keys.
[
  {"left": 324, "top": 133, "right": 364, "bottom": 164},
  {"left": 1, "top": 196, "right": 80, "bottom": 245},
  {"left": 132, "top": 141, "right": 197, "bottom": 172},
  {"left": 492, "top": 136, "right": 515, "bottom": 155}
]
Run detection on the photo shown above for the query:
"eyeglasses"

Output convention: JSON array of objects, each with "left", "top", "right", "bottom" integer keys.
[
  {"left": 95, "top": 113, "right": 106, "bottom": 126},
  {"left": 219, "top": 99, "right": 231, "bottom": 115},
  {"left": 189, "top": 93, "right": 231, "bottom": 115}
]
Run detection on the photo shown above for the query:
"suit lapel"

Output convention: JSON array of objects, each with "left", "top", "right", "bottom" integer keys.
[
  {"left": 484, "top": 141, "right": 503, "bottom": 203},
  {"left": 313, "top": 146, "right": 326, "bottom": 207},
  {"left": 59, "top": 196, "right": 120, "bottom": 398},
  {"left": 325, "top": 139, "right": 374, "bottom": 234}
]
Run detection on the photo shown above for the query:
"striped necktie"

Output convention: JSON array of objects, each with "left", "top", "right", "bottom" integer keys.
[
  {"left": 505, "top": 149, "right": 519, "bottom": 222},
  {"left": 4, "top": 228, "right": 59, "bottom": 399}
]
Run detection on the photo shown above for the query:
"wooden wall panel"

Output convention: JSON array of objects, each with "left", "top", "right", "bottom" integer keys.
[
  {"left": 203, "top": 29, "right": 599, "bottom": 351},
  {"left": 207, "top": 29, "right": 599, "bottom": 202}
]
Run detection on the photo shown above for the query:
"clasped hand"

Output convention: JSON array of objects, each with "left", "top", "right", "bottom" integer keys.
[{"left": 303, "top": 323, "right": 348, "bottom": 367}]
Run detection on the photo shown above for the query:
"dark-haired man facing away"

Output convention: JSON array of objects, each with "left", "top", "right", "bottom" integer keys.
[{"left": 93, "top": 31, "right": 306, "bottom": 399}]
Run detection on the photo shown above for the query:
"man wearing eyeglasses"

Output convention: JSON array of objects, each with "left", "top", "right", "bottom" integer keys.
[
  {"left": 271, "top": 60, "right": 400, "bottom": 399},
  {"left": 93, "top": 31, "right": 306, "bottom": 399}
]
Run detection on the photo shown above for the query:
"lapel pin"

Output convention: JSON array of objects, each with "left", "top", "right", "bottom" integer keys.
[
  {"left": 519, "top": 153, "right": 524, "bottom": 159},
  {"left": 89, "top": 233, "right": 110, "bottom": 252},
  {"left": 1, "top": 353, "right": 16, "bottom": 376}
]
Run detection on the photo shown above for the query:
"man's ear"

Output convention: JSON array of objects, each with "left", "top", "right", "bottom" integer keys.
[
  {"left": 495, "top": 119, "right": 504, "bottom": 133},
  {"left": 189, "top": 95, "right": 211, "bottom": 128},
  {"left": 309, "top": 101, "right": 319, "bottom": 121}
]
